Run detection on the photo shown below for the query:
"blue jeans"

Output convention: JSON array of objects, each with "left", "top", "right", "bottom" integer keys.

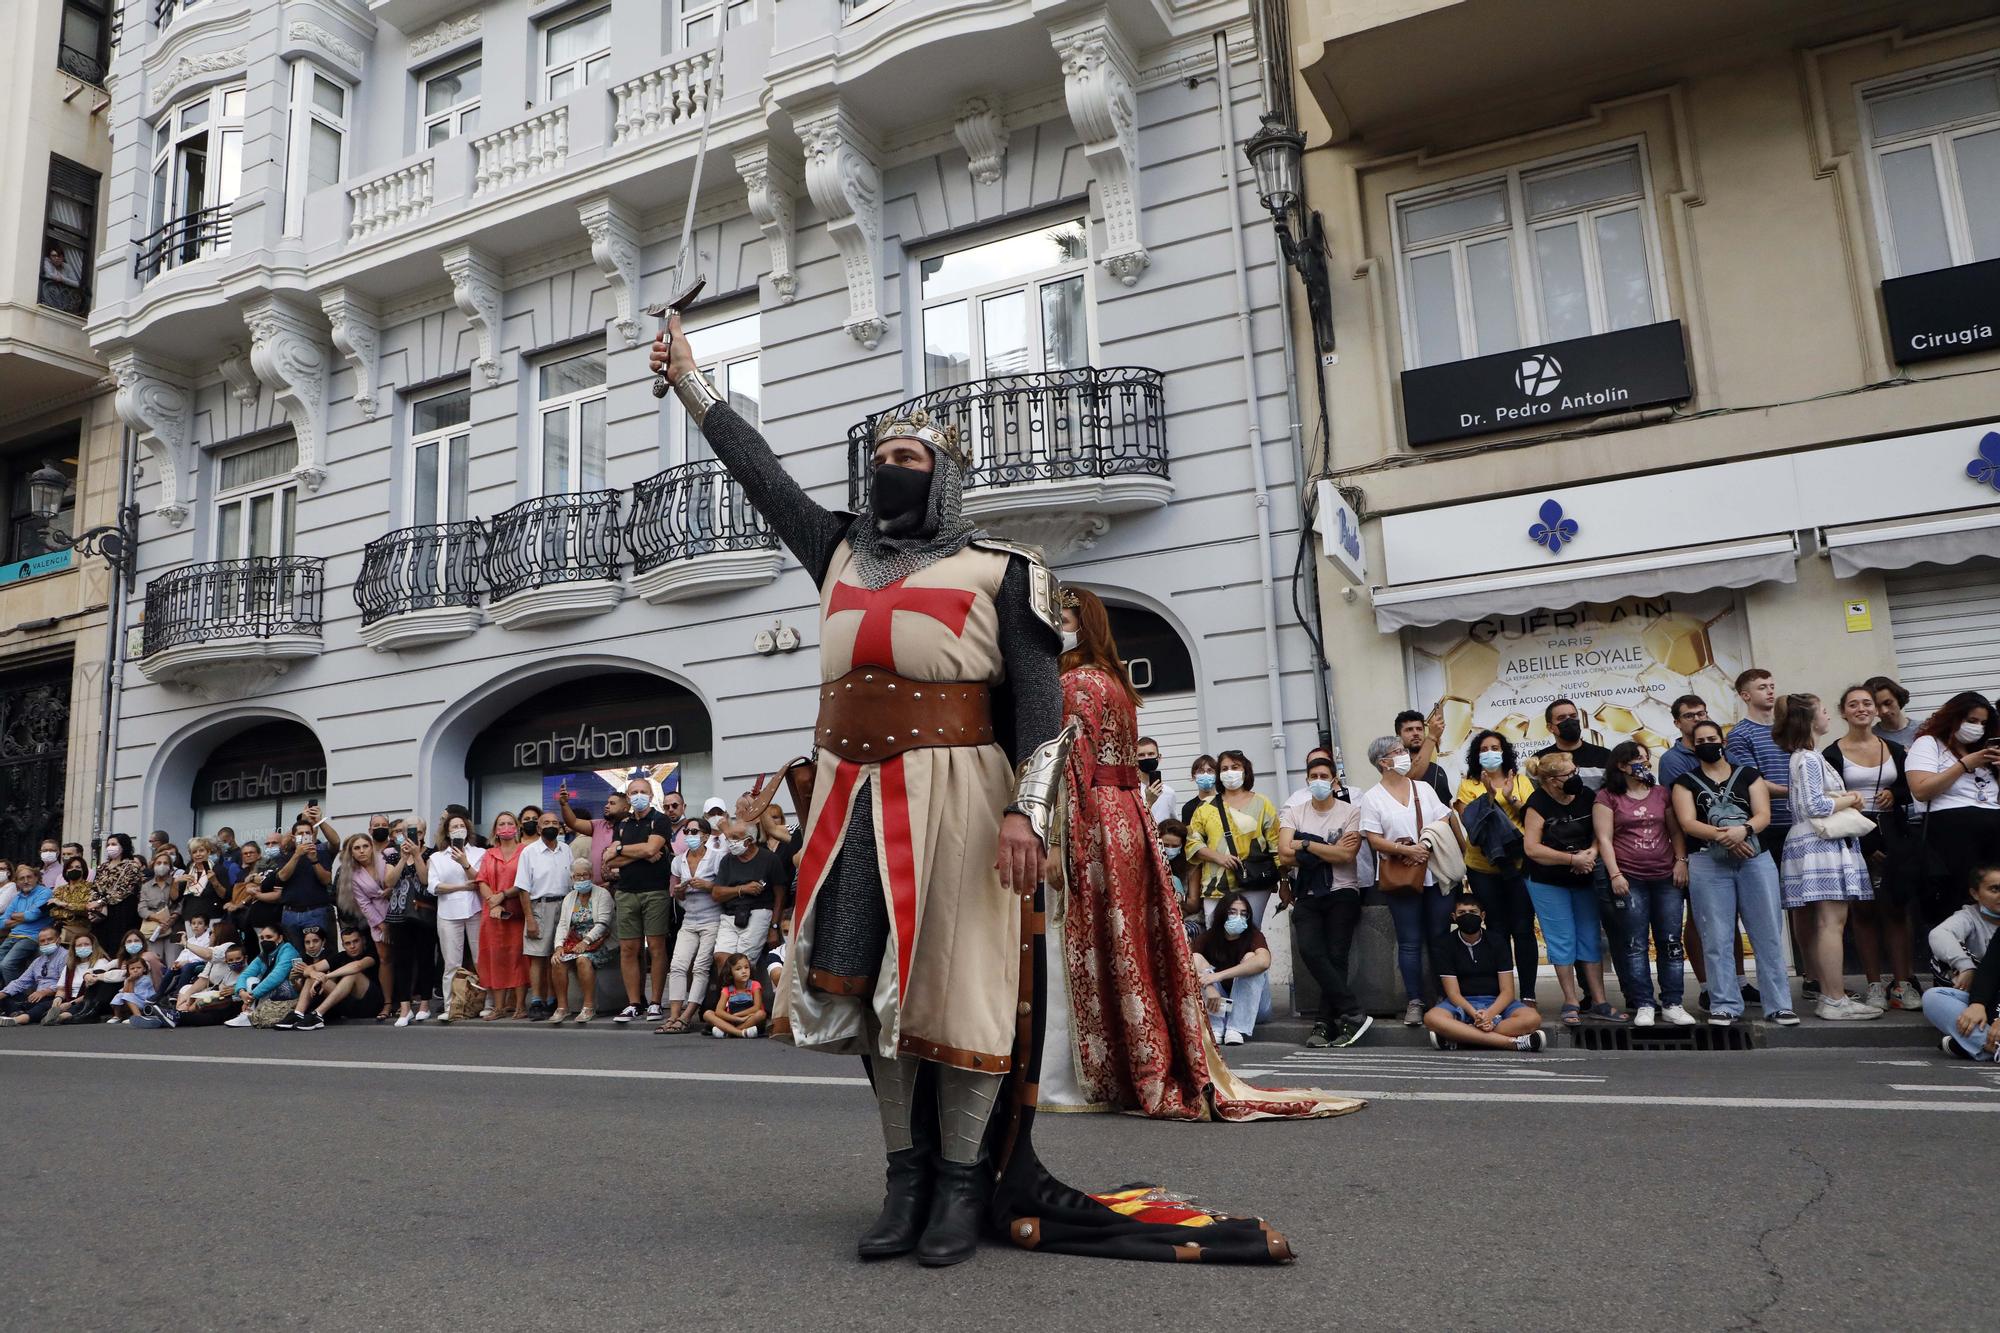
[
  {"left": 1385, "top": 890, "right": 1452, "bottom": 1003},
  {"left": 1615, "top": 876, "right": 1685, "bottom": 1009},
  {"left": 1210, "top": 968, "right": 1271, "bottom": 1040},
  {"left": 282, "top": 907, "right": 333, "bottom": 953},
  {"left": 1923, "top": 986, "right": 1993, "bottom": 1059},
  {"left": 0, "top": 934, "right": 38, "bottom": 987},
  {"left": 1686, "top": 850, "right": 1791, "bottom": 1018},
  {"left": 1526, "top": 878, "right": 1602, "bottom": 966}
]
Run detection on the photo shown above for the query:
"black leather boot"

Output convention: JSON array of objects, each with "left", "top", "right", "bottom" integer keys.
[
  {"left": 857, "top": 1146, "right": 933, "bottom": 1259},
  {"left": 915, "top": 1157, "right": 988, "bottom": 1267}
]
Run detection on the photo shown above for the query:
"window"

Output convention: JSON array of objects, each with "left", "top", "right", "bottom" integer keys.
[
  {"left": 410, "top": 387, "right": 471, "bottom": 524},
  {"left": 40, "top": 156, "right": 100, "bottom": 317},
  {"left": 674, "top": 310, "right": 759, "bottom": 463},
  {"left": 541, "top": 7, "right": 610, "bottom": 100},
  {"left": 142, "top": 83, "right": 244, "bottom": 278},
  {"left": 283, "top": 63, "right": 348, "bottom": 236},
  {"left": 421, "top": 57, "right": 481, "bottom": 147},
  {"left": 680, "top": 0, "right": 755, "bottom": 46},
  {"left": 214, "top": 437, "right": 298, "bottom": 560},
  {"left": 1392, "top": 144, "right": 1664, "bottom": 368},
  {"left": 536, "top": 350, "right": 607, "bottom": 493},
  {"left": 57, "top": 0, "right": 108, "bottom": 85},
  {"left": 918, "top": 216, "right": 1091, "bottom": 391},
  {"left": 3, "top": 434, "right": 77, "bottom": 563},
  {"left": 1864, "top": 65, "right": 2000, "bottom": 276}
]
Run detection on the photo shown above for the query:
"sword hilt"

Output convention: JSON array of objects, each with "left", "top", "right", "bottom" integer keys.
[{"left": 647, "top": 277, "right": 710, "bottom": 399}]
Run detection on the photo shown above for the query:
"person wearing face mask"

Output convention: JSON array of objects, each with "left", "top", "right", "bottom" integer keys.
[
  {"left": 1133, "top": 736, "right": 1177, "bottom": 826},
  {"left": 1358, "top": 734, "right": 1459, "bottom": 1026},
  {"left": 336, "top": 829, "right": 393, "bottom": 1020},
  {"left": 1394, "top": 708, "right": 1452, "bottom": 806},
  {"left": 47, "top": 855, "right": 93, "bottom": 939},
  {"left": 49, "top": 929, "right": 121, "bottom": 1024},
  {"left": 1670, "top": 720, "right": 1797, "bottom": 1026},
  {"left": 223, "top": 925, "right": 304, "bottom": 1026},
  {"left": 515, "top": 810, "right": 576, "bottom": 1021},
  {"left": 1924, "top": 865, "right": 2000, "bottom": 1057},
  {"left": 1181, "top": 754, "right": 1219, "bottom": 826},
  {"left": 137, "top": 852, "right": 178, "bottom": 951},
  {"left": 36, "top": 838, "right": 63, "bottom": 890},
  {"left": 1184, "top": 750, "right": 1282, "bottom": 923},
  {"left": 657, "top": 818, "right": 722, "bottom": 1035},
  {"left": 1904, "top": 690, "right": 2000, "bottom": 931},
  {"left": 87, "top": 832, "right": 144, "bottom": 953},
  {"left": 1422, "top": 892, "right": 1547, "bottom": 1052},
  {"left": 0, "top": 861, "right": 56, "bottom": 986},
  {"left": 711, "top": 817, "right": 781, "bottom": 982},
  {"left": 1155, "top": 818, "right": 1197, "bottom": 923},
  {"left": 1453, "top": 730, "right": 1539, "bottom": 1007},
  {"left": 474, "top": 812, "right": 531, "bottom": 1021},
  {"left": 424, "top": 813, "right": 487, "bottom": 1020},
  {"left": 228, "top": 840, "right": 280, "bottom": 943},
  {"left": 1772, "top": 694, "right": 1882, "bottom": 1022},
  {"left": 1592, "top": 742, "right": 1695, "bottom": 1029},
  {"left": 1541, "top": 699, "right": 1614, "bottom": 791},
  {"left": 1190, "top": 892, "right": 1276, "bottom": 1046},
  {"left": 271, "top": 814, "right": 336, "bottom": 953},
  {"left": 605, "top": 779, "right": 674, "bottom": 1024},
  {"left": 384, "top": 821, "right": 438, "bottom": 1026},
  {"left": 1281, "top": 754, "right": 1368, "bottom": 1049},
  {"left": 0, "top": 927, "right": 69, "bottom": 1025}
]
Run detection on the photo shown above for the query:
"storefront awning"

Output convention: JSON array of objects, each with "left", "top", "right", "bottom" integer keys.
[
  {"left": 1369, "top": 536, "right": 1799, "bottom": 632},
  {"left": 1823, "top": 509, "right": 2000, "bottom": 580}
]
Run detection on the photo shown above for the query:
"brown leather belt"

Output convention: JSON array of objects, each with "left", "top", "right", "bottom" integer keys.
[
  {"left": 814, "top": 668, "right": 993, "bottom": 763},
  {"left": 1091, "top": 764, "right": 1140, "bottom": 790}
]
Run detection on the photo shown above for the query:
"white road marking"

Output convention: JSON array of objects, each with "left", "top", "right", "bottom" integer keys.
[
  {"left": 1296, "top": 1089, "right": 2000, "bottom": 1113},
  {"left": 0, "top": 1049, "right": 870, "bottom": 1087},
  {"left": 1860, "top": 1060, "right": 1933, "bottom": 1067},
  {"left": 1887, "top": 1083, "right": 2000, "bottom": 1093},
  {"left": 1257, "top": 1071, "right": 1605, "bottom": 1084}
]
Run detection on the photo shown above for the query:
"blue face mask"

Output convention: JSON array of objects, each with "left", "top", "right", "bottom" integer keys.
[
  {"left": 1978, "top": 904, "right": 2000, "bottom": 921},
  {"left": 1308, "top": 779, "right": 1335, "bottom": 801},
  {"left": 1478, "top": 750, "right": 1505, "bottom": 771},
  {"left": 1194, "top": 773, "right": 1217, "bottom": 794},
  {"left": 629, "top": 794, "right": 651, "bottom": 814},
  {"left": 1223, "top": 916, "right": 1249, "bottom": 938}
]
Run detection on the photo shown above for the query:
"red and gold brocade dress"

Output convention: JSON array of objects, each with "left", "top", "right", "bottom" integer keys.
[{"left": 1043, "top": 664, "right": 1361, "bottom": 1122}]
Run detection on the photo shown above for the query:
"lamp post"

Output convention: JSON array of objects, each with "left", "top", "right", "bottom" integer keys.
[
  {"left": 28, "top": 460, "right": 139, "bottom": 576},
  {"left": 1243, "top": 115, "right": 1335, "bottom": 356}
]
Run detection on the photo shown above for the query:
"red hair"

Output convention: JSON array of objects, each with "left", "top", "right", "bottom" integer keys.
[{"left": 1060, "top": 587, "right": 1141, "bottom": 708}]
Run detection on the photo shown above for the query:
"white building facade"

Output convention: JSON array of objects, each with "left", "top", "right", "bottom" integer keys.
[{"left": 86, "top": 0, "right": 1323, "bottom": 865}]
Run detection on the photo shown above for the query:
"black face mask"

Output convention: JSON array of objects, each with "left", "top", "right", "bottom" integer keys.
[
  {"left": 1694, "top": 742, "right": 1725, "bottom": 764},
  {"left": 1453, "top": 913, "right": 1483, "bottom": 935},
  {"left": 63, "top": 867, "right": 86, "bottom": 882},
  {"left": 541, "top": 826, "right": 559, "bottom": 843},
  {"left": 1137, "top": 757, "right": 1160, "bottom": 778},
  {"left": 1554, "top": 718, "right": 1582, "bottom": 743},
  {"left": 520, "top": 820, "right": 538, "bottom": 836},
  {"left": 370, "top": 827, "right": 390, "bottom": 843},
  {"left": 870, "top": 464, "right": 933, "bottom": 537}
]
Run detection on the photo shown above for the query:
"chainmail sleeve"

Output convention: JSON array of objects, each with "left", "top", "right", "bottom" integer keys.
[
  {"left": 996, "top": 555, "right": 1062, "bottom": 767},
  {"left": 697, "top": 403, "right": 849, "bottom": 586}
]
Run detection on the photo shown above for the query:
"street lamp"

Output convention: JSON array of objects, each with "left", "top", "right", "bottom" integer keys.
[
  {"left": 28, "top": 460, "right": 139, "bottom": 576},
  {"left": 1243, "top": 115, "right": 1335, "bottom": 356}
]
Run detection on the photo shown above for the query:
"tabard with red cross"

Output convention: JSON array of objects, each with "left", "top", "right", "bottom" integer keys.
[{"left": 775, "top": 537, "right": 1022, "bottom": 1074}]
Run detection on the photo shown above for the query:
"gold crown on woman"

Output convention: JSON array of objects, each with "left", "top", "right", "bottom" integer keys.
[
  {"left": 1059, "top": 587, "right": 1081, "bottom": 609},
  {"left": 874, "top": 407, "right": 967, "bottom": 467}
]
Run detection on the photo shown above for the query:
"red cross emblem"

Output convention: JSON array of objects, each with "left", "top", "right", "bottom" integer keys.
[{"left": 827, "top": 577, "right": 977, "bottom": 670}]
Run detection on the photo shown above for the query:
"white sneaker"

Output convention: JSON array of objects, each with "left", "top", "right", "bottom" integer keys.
[
  {"left": 1661, "top": 1004, "right": 1697, "bottom": 1027},
  {"left": 711, "top": 1027, "right": 726, "bottom": 1039},
  {"left": 394, "top": 1012, "right": 412, "bottom": 1028},
  {"left": 1890, "top": 980, "right": 1924, "bottom": 1010},
  {"left": 615, "top": 1005, "right": 639, "bottom": 1024},
  {"left": 1223, "top": 1030, "right": 1247, "bottom": 1045},
  {"left": 413, "top": 1008, "right": 431, "bottom": 1023},
  {"left": 1633, "top": 1005, "right": 1657, "bottom": 1028},
  {"left": 742, "top": 1025, "right": 759, "bottom": 1038},
  {"left": 104, "top": 1017, "right": 121, "bottom": 1024},
  {"left": 646, "top": 1003, "right": 663, "bottom": 1021},
  {"left": 1864, "top": 981, "right": 1889, "bottom": 1011},
  {"left": 1817, "top": 996, "right": 1883, "bottom": 1021},
  {"left": 223, "top": 1012, "right": 252, "bottom": 1027}
]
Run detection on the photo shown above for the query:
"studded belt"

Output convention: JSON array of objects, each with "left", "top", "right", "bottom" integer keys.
[{"left": 814, "top": 668, "right": 994, "bottom": 763}]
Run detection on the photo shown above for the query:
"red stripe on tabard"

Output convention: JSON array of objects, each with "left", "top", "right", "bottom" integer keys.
[
  {"left": 826, "top": 577, "right": 977, "bottom": 671},
  {"left": 791, "top": 760, "right": 860, "bottom": 931},
  {"left": 878, "top": 753, "right": 920, "bottom": 995}
]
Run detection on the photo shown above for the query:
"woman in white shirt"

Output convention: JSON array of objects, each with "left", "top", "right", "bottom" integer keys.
[
  {"left": 1825, "top": 685, "right": 1921, "bottom": 1011},
  {"left": 420, "top": 813, "right": 485, "bottom": 1022},
  {"left": 1904, "top": 691, "right": 2000, "bottom": 930},
  {"left": 1356, "top": 734, "right": 1460, "bottom": 1026},
  {"left": 658, "top": 819, "right": 723, "bottom": 1034}
]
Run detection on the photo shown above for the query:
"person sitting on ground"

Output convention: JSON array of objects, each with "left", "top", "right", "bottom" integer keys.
[
  {"left": 107, "top": 957, "right": 159, "bottom": 1025},
  {"left": 1424, "top": 890, "right": 1548, "bottom": 1052},
  {"left": 0, "top": 861, "right": 55, "bottom": 987},
  {"left": 1924, "top": 864, "right": 2000, "bottom": 1059},
  {"left": 702, "top": 953, "right": 766, "bottom": 1038},
  {"left": 1940, "top": 921, "right": 2000, "bottom": 1062},
  {"left": 0, "top": 927, "right": 67, "bottom": 1025},
  {"left": 52, "top": 931, "right": 121, "bottom": 1024},
  {"left": 223, "top": 925, "right": 303, "bottom": 1027},
  {"left": 280, "top": 925, "right": 383, "bottom": 1031},
  {"left": 758, "top": 915, "right": 790, "bottom": 998},
  {"left": 115, "top": 927, "right": 165, "bottom": 995},
  {"left": 171, "top": 941, "right": 251, "bottom": 1027},
  {"left": 1190, "top": 890, "right": 1272, "bottom": 1047},
  {"left": 549, "top": 844, "right": 614, "bottom": 1026},
  {"left": 161, "top": 912, "right": 222, "bottom": 1003}
]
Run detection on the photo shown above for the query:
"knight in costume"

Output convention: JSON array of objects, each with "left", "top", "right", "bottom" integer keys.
[{"left": 653, "top": 317, "right": 1299, "bottom": 1267}]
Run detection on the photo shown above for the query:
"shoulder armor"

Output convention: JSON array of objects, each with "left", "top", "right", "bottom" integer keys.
[{"left": 972, "top": 536, "right": 1060, "bottom": 634}]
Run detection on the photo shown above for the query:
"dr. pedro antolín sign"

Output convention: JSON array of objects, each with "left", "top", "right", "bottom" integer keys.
[{"left": 1401, "top": 320, "right": 1693, "bottom": 447}]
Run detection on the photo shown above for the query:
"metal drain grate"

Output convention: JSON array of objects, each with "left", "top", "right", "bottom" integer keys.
[{"left": 1567, "top": 1023, "right": 1757, "bottom": 1052}]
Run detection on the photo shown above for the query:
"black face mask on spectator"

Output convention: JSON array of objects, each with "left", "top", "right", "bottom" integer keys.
[
  {"left": 1137, "top": 757, "right": 1160, "bottom": 777},
  {"left": 541, "top": 825, "right": 559, "bottom": 843},
  {"left": 1453, "top": 913, "right": 1482, "bottom": 935},
  {"left": 1554, "top": 718, "right": 1582, "bottom": 743},
  {"left": 522, "top": 819, "right": 539, "bottom": 836},
  {"left": 1694, "top": 742, "right": 1725, "bottom": 763},
  {"left": 63, "top": 866, "right": 86, "bottom": 882},
  {"left": 371, "top": 827, "right": 390, "bottom": 843}
]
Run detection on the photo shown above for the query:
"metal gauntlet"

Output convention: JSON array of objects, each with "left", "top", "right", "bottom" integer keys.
[
  {"left": 1009, "top": 718, "right": 1078, "bottom": 847},
  {"left": 671, "top": 369, "right": 723, "bottom": 426}
]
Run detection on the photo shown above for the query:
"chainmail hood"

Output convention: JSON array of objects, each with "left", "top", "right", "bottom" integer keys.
[{"left": 844, "top": 440, "right": 985, "bottom": 589}]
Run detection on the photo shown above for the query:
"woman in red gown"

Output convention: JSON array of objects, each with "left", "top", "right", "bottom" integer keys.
[
  {"left": 474, "top": 812, "right": 530, "bottom": 1020},
  {"left": 1044, "top": 588, "right": 1359, "bottom": 1122}
]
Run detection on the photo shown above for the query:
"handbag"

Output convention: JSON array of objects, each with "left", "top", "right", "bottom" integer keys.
[
  {"left": 1214, "top": 796, "right": 1281, "bottom": 890},
  {"left": 1808, "top": 806, "right": 1876, "bottom": 840},
  {"left": 1376, "top": 841, "right": 1425, "bottom": 891}
]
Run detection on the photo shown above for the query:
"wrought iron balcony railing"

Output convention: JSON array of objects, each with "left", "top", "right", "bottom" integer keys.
[
  {"left": 846, "top": 366, "right": 1168, "bottom": 509},
  {"left": 483, "top": 491, "right": 624, "bottom": 602},
  {"left": 38, "top": 277, "right": 91, "bottom": 318},
  {"left": 141, "top": 556, "right": 326, "bottom": 659},
  {"left": 625, "top": 459, "right": 776, "bottom": 576},
  {"left": 133, "top": 203, "right": 231, "bottom": 284},
  {"left": 57, "top": 40, "right": 107, "bottom": 86},
  {"left": 353, "top": 521, "right": 487, "bottom": 627}
]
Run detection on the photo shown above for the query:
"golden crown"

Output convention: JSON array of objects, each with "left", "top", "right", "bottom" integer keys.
[
  {"left": 874, "top": 407, "right": 967, "bottom": 467},
  {"left": 1059, "top": 587, "right": 1081, "bottom": 609}
]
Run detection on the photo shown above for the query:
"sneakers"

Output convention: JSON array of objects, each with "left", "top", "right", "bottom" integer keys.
[
  {"left": 1943, "top": 1034, "right": 1973, "bottom": 1060},
  {"left": 1708, "top": 1013, "right": 1737, "bottom": 1027},
  {"left": 1426, "top": 1030, "right": 1457, "bottom": 1051},
  {"left": 1864, "top": 981, "right": 1890, "bottom": 1012},
  {"left": 1768, "top": 1010, "right": 1801, "bottom": 1026},
  {"left": 1333, "top": 1015, "right": 1374, "bottom": 1048},
  {"left": 223, "top": 1012, "right": 253, "bottom": 1027},
  {"left": 274, "top": 1011, "right": 303, "bottom": 1030},
  {"left": 1304, "top": 1022, "right": 1332, "bottom": 1049},
  {"left": 1522, "top": 1031, "right": 1547, "bottom": 1052},
  {"left": 743, "top": 1025, "right": 760, "bottom": 1039},
  {"left": 1633, "top": 1005, "right": 1657, "bottom": 1028},
  {"left": 1890, "top": 980, "right": 1924, "bottom": 1011},
  {"left": 1816, "top": 996, "right": 1883, "bottom": 1021},
  {"left": 1403, "top": 999, "right": 1424, "bottom": 1027},
  {"left": 412, "top": 1008, "right": 431, "bottom": 1023},
  {"left": 104, "top": 1016, "right": 121, "bottom": 1025},
  {"left": 1223, "top": 1030, "right": 1246, "bottom": 1046},
  {"left": 646, "top": 1003, "right": 663, "bottom": 1022},
  {"left": 1660, "top": 1004, "right": 1697, "bottom": 1027},
  {"left": 711, "top": 1026, "right": 727, "bottom": 1039},
  {"left": 293, "top": 1011, "right": 326, "bottom": 1032},
  {"left": 145, "top": 1003, "right": 178, "bottom": 1029},
  {"left": 614, "top": 1005, "right": 639, "bottom": 1024}
]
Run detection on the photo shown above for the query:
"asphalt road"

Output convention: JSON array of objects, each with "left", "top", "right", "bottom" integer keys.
[{"left": 3, "top": 1022, "right": 1991, "bottom": 1331}]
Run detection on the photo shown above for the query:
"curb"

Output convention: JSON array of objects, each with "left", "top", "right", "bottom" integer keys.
[{"left": 1248, "top": 1011, "right": 1939, "bottom": 1050}]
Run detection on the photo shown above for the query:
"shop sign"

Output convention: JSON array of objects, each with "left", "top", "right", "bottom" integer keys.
[
  {"left": 0, "top": 549, "right": 72, "bottom": 588},
  {"left": 1314, "top": 480, "right": 1367, "bottom": 583},
  {"left": 1882, "top": 256, "right": 2000, "bottom": 365},
  {"left": 1408, "top": 591, "right": 1751, "bottom": 782},
  {"left": 1401, "top": 320, "right": 1692, "bottom": 447},
  {"left": 513, "top": 721, "right": 677, "bottom": 770},
  {"left": 208, "top": 763, "right": 328, "bottom": 804}
]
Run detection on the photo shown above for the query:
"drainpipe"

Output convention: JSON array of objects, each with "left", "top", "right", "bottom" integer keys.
[
  {"left": 92, "top": 424, "right": 137, "bottom": 855},
  {"left": 1214, "top": 32, "right": 1290, "bottom": 794}
]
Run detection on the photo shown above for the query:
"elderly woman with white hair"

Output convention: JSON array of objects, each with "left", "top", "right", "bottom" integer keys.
[{"left": 1357, "top": 732, "right": 1466, "bottom": 1026}]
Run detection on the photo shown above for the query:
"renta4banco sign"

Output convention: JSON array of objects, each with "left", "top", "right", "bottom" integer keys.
[{"left": 1400, "top": 320, "right": 1693, "bottom": 446}]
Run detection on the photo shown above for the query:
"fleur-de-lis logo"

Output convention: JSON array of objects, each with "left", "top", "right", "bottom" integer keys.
[
  {"left": 1967, "top": 431, "right": 2000, "bottom": 491},
  {"left": 1529, "top": 498, "right": 1579, "bottom": 554}
]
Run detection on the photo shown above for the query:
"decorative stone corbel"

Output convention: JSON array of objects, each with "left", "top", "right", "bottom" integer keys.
[
  {"left": 577, "top": 195, "right": 641, "bottom": 346},
  {"left": 441, "top": 243, "right": 502, "bottom": 386},
  {"left": 1050, "top": 11, "right": 1148, "bottom": 286},
  {"left": 319, "top": 286, "right": 384, "bottom": 418},
  {"left": 797, "top": 103, "right": 887, "bottom": 349},
  {"left": 954, "top": 96, "right": 1009, "bottom": 187},
  {"left": 242, "top": 294, "right": 333, "bottom": 492},
  {"left": 217, "top": 346, "right": 261, "bottom": 404},
  {"left": 735, "top": 142, "right": 801, "bottom": 305},
  {"left": 109, "top": 351, "right": 194, "bottom": 526}
]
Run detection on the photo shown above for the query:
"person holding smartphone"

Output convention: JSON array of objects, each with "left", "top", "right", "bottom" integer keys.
[
  {"left": 1905, "top": 692, "right": 2000, "bottom": 929},
  {"left": 274, "top": 808, "right": 336, "bottom": 952}
]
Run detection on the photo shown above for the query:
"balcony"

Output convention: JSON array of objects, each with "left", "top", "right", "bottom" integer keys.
[
  {"left": 352, "top": 521, "right": 487, "bottom": 652},
  {"left": 139, "top": 556, "right": 326, "bottom": 694},
  {"left": 483, "top": 491, "right": 625, "bottom": 629},
  {"left": 847, "top": 367, "right": 1171, "bottom": 556},
  {"left": 57, "top": 38, "right": 108, "bottom": 87},
  {"left": 133, "top": 205, "right": 231, "bottom": 285},
  {"left": 626, "top": 460, "right": 780, "bottom": 604}
]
